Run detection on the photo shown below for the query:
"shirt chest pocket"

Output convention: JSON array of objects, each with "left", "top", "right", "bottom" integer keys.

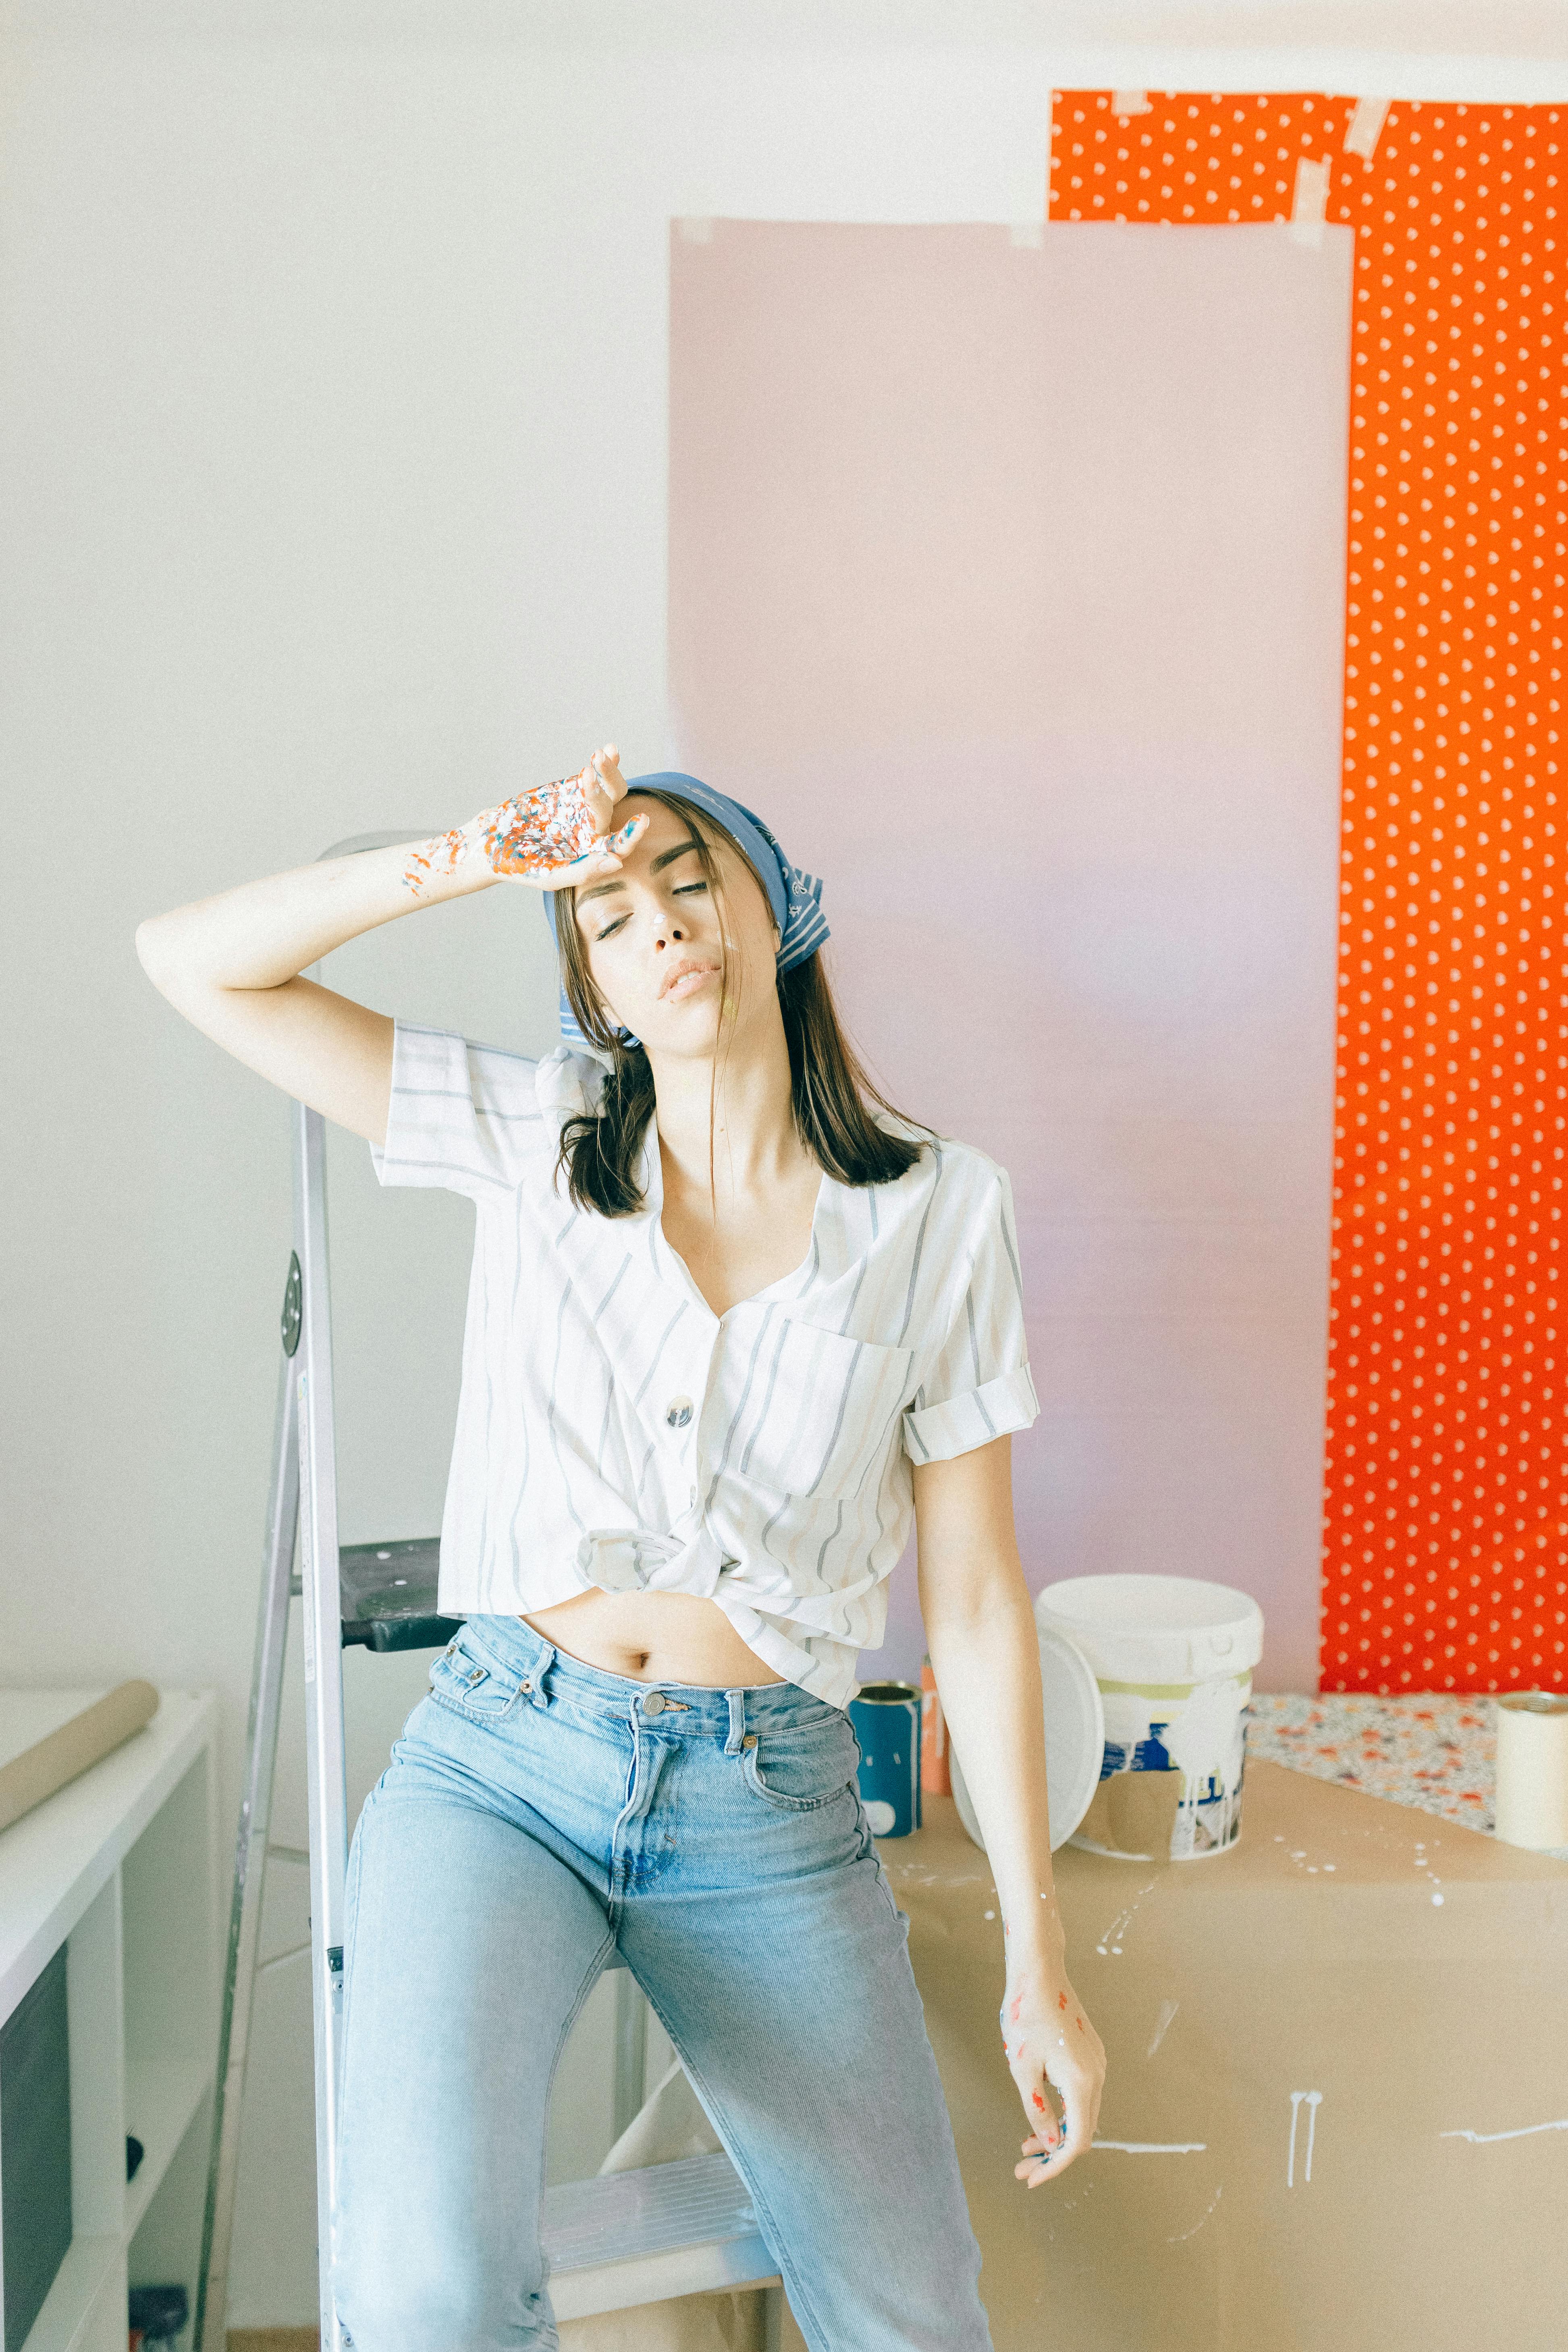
[{"left": 723, "top": 1318, "right": 916, "bottom": 1502}]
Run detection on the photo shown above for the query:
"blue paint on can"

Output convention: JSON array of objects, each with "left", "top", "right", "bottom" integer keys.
[{"left": 849, "top": 1680, "right": 922, "bottom": 1837}]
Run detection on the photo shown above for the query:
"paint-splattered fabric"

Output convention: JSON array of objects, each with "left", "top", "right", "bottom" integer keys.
[
  {"left": 370, "top": 1024, "right": 1037, "bottom": 1708},
  {"left": 1248, "top": 1692, "right": 1496, "bottom": 1831}
]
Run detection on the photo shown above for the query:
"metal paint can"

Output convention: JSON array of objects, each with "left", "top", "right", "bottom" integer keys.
[
  {"left": 920, "top": 1654, "right": 951, "bottom": 1797},
  {"left": 849, "top": 1680, "right": 922, "bottom": 1837}
]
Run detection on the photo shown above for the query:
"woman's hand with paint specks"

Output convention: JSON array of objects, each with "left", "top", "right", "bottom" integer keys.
[
  {"left": 1000, "top": 1967, "right": 1106, "bottom": 2186},
  {"left": 403, "top": 744, "right": 650, "bottom": 898}
]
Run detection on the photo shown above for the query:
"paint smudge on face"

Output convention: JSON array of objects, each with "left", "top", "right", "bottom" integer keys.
[{"left": 403, "top": 762, "right": 606, "bottom": 895}]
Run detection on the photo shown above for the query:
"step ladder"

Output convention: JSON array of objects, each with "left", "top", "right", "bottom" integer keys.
[{"left": 193, "top": 832, "right": 785, "bottom": 2352}]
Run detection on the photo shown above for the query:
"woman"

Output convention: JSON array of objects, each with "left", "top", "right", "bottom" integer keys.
[{"left": 137, "top": 746, "right": 1105, "bottom": 2351}]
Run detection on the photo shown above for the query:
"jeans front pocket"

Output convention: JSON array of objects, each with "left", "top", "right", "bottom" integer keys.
[
  {"left": 426, "top": 1625, "right": 532, "bottom": 1725},
  {"left": 741, "top": 1710, "right": 860, "bottom": 1813}
]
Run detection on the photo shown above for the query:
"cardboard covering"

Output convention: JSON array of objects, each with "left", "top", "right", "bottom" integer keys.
[{"left": 885, "top": 1765, "right": 1568, "bottom": 2350}]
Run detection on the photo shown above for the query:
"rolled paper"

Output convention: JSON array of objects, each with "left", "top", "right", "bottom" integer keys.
[
  {"left": 1493, "top": 1692, "right": 1568, "bottom": 1852},
  {"left": 0, "top": 1681, "right": 160, "bottom": 1833}
]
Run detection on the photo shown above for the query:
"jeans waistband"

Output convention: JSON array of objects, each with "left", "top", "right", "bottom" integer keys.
[{"left": 456, "top": 1612, "right": 842, "bottom": 1742}]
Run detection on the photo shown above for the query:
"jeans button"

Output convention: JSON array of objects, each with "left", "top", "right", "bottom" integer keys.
[
  {"left": 520, "top": 1676, "right": 533, "bottom": 1694},
  {"left": 644, "top": 1691, "right": 667, "bottom": 1716}
]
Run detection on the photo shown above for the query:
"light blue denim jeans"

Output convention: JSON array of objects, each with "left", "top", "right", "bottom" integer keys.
[{"left": 330, "top": 1612, "right": 993, "bottom": 2352}]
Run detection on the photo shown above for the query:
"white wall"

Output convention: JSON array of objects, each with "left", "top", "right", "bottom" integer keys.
[{"left": 3, "top": 5, "right": 1563, "bottom": 2325}]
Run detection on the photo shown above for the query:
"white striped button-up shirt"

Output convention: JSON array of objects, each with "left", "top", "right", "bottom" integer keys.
[{"left": 372, "top": 1023, "right": 1039, "bottom": 1708}]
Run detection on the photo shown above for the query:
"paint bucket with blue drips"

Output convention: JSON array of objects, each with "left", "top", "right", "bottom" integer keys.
[
  {"left": 849, "top": 1681, "right": 922, "bottom": 1837},
  {"left": 1035, "top": 1576, "right": 1265, "bottom": 1861}
]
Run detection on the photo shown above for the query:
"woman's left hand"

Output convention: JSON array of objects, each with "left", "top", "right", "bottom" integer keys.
[{"left": 1000, "top": 1965, "right": 1106, "bottom": 2184}]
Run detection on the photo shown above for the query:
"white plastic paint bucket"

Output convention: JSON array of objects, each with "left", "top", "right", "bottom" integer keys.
[{"left": 1035, "top": 1576, "right": 1265, "bottom": 1862}]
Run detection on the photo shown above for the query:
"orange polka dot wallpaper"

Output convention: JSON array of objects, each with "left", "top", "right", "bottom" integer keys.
[{"left": 1050, "top": 91, "right": 1566, "bottom": 1695}]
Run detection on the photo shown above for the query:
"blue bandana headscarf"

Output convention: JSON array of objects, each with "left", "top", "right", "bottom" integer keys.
[{"left": 542, "top": 771, "right": 829, "bottom": 1056}]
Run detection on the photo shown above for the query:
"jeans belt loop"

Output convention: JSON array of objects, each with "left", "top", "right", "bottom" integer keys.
[
  {"left": 724, "top": 1689, "right": 747, "bottom": 1756},
  {"left": 530, "top": 1641, "right": 557, "bottom": 1709}
]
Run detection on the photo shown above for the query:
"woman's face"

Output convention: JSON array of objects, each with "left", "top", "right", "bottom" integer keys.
[{"left": 572, "top": 795, "right": 780, "bottom": 1059}]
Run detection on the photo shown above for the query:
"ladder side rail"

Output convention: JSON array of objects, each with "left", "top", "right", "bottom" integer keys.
[
  {"left": 292, "top": 832, "right": 434, "bottom": 2352},
  {"left": 194, "top": 1332, "right": 302, "bottom": 2350},
  {"left": 295, "top": 1101, "right": 351, "bottom": 2352}
]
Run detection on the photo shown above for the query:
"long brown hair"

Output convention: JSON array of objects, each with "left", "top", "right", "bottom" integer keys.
[{"left": 555, "top": 789, "right": 924, "bottom": 1216}]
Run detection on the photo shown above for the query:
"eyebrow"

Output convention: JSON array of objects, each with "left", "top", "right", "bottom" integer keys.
[{"left": 575, "top": 837, "right": 702, "bottom": 908}]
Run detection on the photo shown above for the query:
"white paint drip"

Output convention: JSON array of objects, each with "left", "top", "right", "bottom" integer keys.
[
  {"left": 1167, "top": 2182, "right": 1223, "bottom": 2243},
  {"left": 1441, "top": 2117, "right": 1568, "bottom": 2146},
  {"left": 1343, "top": 97, "right": 1392, "bottom": 161},
  {"left": 1095, "top": 1876, "right": 1159, "bottom": 1957},
  {"left": 1412, "top": 1838, "right": 1446, "bottom": 1906},
  {"left": 1092, "top": 2139, "right": 1207, "bottom": 2153},
  {"left": 1147, "top": 1999, "right": 1180, "bottom": 2059},
  {"left": 1163, "top": 1678, "right": 1248, "bottom": 1854},
  {"left": 1287, "top": 2090, "right": 1323, "bottom": 2186}
]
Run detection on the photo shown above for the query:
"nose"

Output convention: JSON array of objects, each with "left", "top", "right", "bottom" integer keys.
[{"left": 652, "top": 915, "right": 686, "bottom": 951}]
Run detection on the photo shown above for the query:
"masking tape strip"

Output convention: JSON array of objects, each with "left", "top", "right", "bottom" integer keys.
[
  {"left": 1110, "top": 90, "right": 1153, "bottom": 117},
  {"left": 1288, "top": 154, "right": 1331, "bottom": 249},
  {"left": 1343, "top": 96, "right": 1391, "bottom": 162}
]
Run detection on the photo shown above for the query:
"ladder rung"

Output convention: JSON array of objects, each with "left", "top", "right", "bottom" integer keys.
[
  {"left": 541, "top": 2151, "right": 761, "bottom": 2275},
  {"left": 335, "top": 1538, "right": 461, "bottom": 1650}
]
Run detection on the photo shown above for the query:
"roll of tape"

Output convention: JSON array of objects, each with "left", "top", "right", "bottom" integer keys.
[{"left": 1493, "top": 1692, "right": 1568, "bottom": 1851}]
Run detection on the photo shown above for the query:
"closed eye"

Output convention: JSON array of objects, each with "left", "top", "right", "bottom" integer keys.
[
  {"left": 674, "top": 880, "right": 708, "bottom": 896},
  {"left": 594, "top": 913, "right": 630, "bottom": 942}
]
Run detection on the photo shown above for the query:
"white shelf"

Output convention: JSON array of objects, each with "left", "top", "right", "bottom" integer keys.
[
  {"left": 18, "top": 2234, "right": 121, "bottom": 2352},
  {"left": 0, "top": 1689, "right": 217, "bottom": 2352},
  {"left": 0, "top": 1690, "right": 214, "bottom": 2027},
  {"left": 125, "top": 2057, "right": 214, "bottom": 2238}
]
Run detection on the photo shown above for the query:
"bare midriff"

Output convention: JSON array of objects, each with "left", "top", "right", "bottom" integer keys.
[{"left": 519, "top": 1588, "right": 787, "bottom": 1688}]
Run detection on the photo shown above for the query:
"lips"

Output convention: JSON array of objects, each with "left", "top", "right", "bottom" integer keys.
[{"left": 658, "top": 956, "right": 721, "bottom": 1001}]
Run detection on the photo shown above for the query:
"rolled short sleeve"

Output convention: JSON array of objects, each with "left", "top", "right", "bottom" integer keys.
[
  {"left": 902, "top": 1167, "right": 1039, "bottom": 1464},
  {"left": 370, "top": 1023, "right": 548, "bottom": 1200}
]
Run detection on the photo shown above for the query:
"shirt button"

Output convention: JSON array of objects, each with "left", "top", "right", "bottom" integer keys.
[
  {"left": 665, "top": 1396, "right": 694, "bottom": 1430},
  {"left": 644, "top": 1691, "right": 667, "bottom": 1715}
]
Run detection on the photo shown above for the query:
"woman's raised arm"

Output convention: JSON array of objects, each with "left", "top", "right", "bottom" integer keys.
[{"left": 134, "top": 747, "right": 644, "bottom": 1146}]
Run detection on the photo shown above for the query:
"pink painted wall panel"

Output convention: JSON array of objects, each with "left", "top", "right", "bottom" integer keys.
[{"left": 669, "top": 222, "right": 1351, "bottom": 1690}]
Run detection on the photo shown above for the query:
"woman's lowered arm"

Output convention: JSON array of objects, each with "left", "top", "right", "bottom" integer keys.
[{"left": 913, "top": 1434, "right": 1107, "bottom": 2184}]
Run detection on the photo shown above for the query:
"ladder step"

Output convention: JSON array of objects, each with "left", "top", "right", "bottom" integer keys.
[
  {"left": 338, "top": 1538, "right": 462, "bottom": 1651},
  {"left": 541, "top": 2151, "right": 761, "bottom": 2275}
]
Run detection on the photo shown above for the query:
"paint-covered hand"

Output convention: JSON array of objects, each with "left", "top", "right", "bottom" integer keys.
[
  {"left": 403, "top": 744, "right": 649, "bottom": 896},
  {"left": 1001, "top": 1969, "right": 1106, "bottom": 2185}
]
